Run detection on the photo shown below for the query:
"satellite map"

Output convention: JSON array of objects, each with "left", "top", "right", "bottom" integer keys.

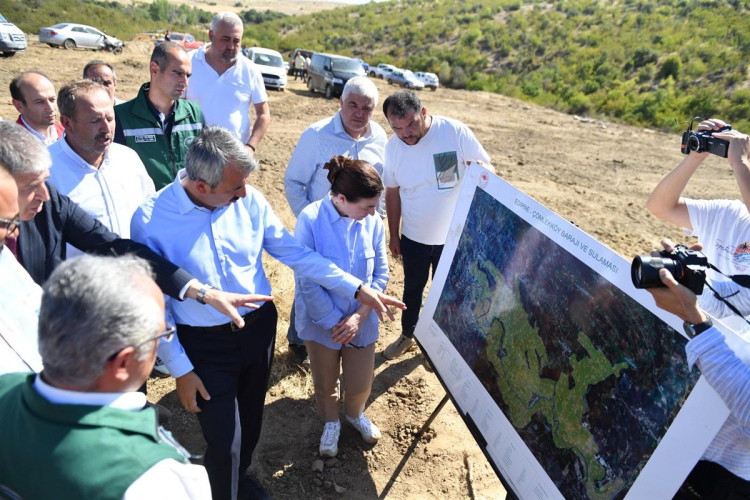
[{"left": 433, "top": 189, "right": 701, "bottom": 499}]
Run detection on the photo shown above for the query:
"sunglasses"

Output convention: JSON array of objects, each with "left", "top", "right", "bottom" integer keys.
[{"left": 106, "top": 326, "right": 176, "bottom": 362}]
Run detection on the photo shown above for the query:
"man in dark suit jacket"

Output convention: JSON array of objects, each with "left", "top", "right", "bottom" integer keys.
[{"left": 0, "top": 120, "right": 269, "bottom": 329}]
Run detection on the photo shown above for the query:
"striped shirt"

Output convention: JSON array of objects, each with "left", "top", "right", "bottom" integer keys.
[{"left": 687, "top": 326, "right": 750, "bottom": 479}]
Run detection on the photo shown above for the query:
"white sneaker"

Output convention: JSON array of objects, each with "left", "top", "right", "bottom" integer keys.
[
  {"left": 319, "top": 420, "right": 341, "bottom": 457},
  {"left": 346, "top": 413, "right": 381, "bottom": 444}
]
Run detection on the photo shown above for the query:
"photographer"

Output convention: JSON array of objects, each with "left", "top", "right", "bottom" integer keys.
[
  {"left": 647, "top": 264, "right": 750, "bottom": 499},
  {"left": 646, "top": 120, "right": 750, "bottom": 321}
]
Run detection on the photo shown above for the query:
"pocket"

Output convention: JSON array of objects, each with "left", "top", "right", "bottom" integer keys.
[{"left": 362, "top": 248, "right": 376, "bottom": 279}]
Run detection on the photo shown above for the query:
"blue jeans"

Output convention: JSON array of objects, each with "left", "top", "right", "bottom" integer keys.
[{"left": 400, "top": 235, "right": 444, "bottom": 338}]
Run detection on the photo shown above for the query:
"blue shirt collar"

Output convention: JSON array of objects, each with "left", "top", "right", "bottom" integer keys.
[{"left": 172, "top": 170, "right": 214, "bottom": 215}]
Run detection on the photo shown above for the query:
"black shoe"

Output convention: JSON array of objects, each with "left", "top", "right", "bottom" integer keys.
[
  {"left": 289, "top": 343, "right": 309, "bottom": 366},
  {"left": 239, "top": 475, "right": 271, "bottom": 500}
]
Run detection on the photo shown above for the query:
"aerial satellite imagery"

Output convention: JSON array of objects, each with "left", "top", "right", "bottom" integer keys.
[{"left": 433, "top": 188, "right": 702, "bottom": 499}]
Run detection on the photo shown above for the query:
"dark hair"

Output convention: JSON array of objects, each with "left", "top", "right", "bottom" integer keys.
[
  {"left": 382, "top": 90, "right": 422, "bottom": 119},
  {"left": 83, "top": 60, "right": 117, "bottom": 82},
  {"left": 324, "top": 156, "right": 383, "bottom": 202},
  {"left": 150, "top": 41, "right": 186, "bottom": 72},
  {"left": 9, "top": 71, "right": 53, "bottom": 104}
]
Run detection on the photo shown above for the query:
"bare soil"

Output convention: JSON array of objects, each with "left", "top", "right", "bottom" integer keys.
[{"left": 1, "top": 39, "right": 738, "bottom": 500}]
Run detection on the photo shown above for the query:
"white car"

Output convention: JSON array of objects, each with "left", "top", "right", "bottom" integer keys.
[
  {"left": 247, "top": 47, "right": 287, "bottom": 91},
  {"left": 0, "top": 13, "right": 26, "bottom": 57},
  {"left": 369, "top": 63, "right": 398, "bottom": 79},
  {"left": 414, "top": 71, "right": 439, "bottom": 91}
]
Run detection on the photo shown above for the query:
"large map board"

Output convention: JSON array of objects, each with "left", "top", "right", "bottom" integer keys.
[{"left": 414, "top": 165, "right": 729, "bottom": 499}]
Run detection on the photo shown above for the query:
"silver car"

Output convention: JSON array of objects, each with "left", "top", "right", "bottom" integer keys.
[
  {"left": 387, "top": 70, "right": 425, "bottom": 90},
  {"left": 39, "top": 23, "right": 121, "bottom": 51}
]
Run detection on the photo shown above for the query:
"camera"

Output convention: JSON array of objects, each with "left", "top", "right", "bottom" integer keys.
[
  {"left": 631, "top": 245, "right": 709, "bottom": 295},
  {"left": 681, "top": 122, "right": 731, "bottom": 158}
]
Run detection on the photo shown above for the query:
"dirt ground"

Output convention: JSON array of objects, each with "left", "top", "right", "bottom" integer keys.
[{"left": 0, "top": 40, "right": 739, "bottom": 499}]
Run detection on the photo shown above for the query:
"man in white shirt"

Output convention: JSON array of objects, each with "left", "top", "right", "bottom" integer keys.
[
  {"left": 9, "top": 71, "right": 64, "bottom": 145},
  {"left": 83, "top": 60, "right": 125, "bottom": 105},
  {"left": 0, "top": 255, "right": 211, "bottom": 499},
  {"left": 0, "top": 166, "right": 43, "bottom": 375},
  {"left": 184, "top": 12, "right": 270, "bottom": 156},
  {"left": 283, "top": 76, "right": 386, "bottom": 363},
  {"left": 48, "top": 79, "right": 154, "bottom": 254},
  {"left": 381, "top": 90, "right": 491, "bottom": 360}
]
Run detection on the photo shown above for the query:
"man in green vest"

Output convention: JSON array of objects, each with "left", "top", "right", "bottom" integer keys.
[
  {"left": 0, "top": 255, "right": 211, "bottom": 499},
  {"left": 114, "top": 41, "right": 204, "bottom": 190}
]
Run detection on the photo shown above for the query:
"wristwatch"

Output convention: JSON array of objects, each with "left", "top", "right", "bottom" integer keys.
[
  {"left": 683, "top": 317, "right": 713, "bottom": 339},
  {"left": 196, "top": 285, "right": 216, "bottom": 305}
]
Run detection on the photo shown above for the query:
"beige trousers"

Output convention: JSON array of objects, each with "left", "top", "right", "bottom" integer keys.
[{"left": 305, "top": 340, "right": 376, "bottom": 423}]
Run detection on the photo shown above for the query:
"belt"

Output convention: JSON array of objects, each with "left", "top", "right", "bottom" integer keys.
[{"left": 178, "top": 301, "right": 270, "bottom": 334}]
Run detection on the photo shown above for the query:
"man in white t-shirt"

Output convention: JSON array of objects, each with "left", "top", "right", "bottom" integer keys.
[
  {"left": 48, "top": 80, "right": 155, "bottom": 258},
  {"left": 184, "top": 12, "right": 270, "bottom": 156},
  {"left": 381, "top": 90, "right": 491, "bottom": 360},
  {"left": 646, "top": 118, "right": 750, "bottom": 326}
]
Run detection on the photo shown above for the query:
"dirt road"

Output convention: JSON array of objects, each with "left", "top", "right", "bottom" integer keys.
[{"left": 1, "top": 39, "right": 738, "bottom": 499}]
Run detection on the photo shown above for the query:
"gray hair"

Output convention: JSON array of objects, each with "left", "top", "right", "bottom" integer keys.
[
  {"left": 342, "top": 76, "right": 378, "bottom": 105},
  {"left": 185, "top": 126, "right": 258, "bottom": 188},
  {"left": 211, "top": 11, "right": 243, "bottom": 32},
  {"left": 38, "top": 255, "right": 162, "bottom": 389},
  {"left": 82, "top": 60, "right": 117, "bottom": 82},
  {"left": 58, "top": 79, "right": 109, "bottom": 121},
  {"left": 150, "top": 41, "right": 186, "bottom": 72},
  {"left": 382, "top": 90, "right": 422, "bottom": 119},
  {"left": 0, "top": 120, "right": 52, "bottom": 175}
]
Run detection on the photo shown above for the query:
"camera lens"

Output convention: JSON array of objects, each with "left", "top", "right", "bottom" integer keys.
[
  {"left": 631, "top": 255, "right": 682, "bottom": 289},
  {"left": 687, "top": 134, "right": 702, "bottom": 152}
]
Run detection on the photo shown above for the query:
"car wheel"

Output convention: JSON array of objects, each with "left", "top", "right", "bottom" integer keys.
[
  {"left": 325, "top": 85, "right": 333, "bottom": 100},
  {"left": 112, "top": 45, "right": 122, "bottom": 55},
  {"left": 431, "top": 86, "right": 437, "bottom": 91},
  {"left": 378, "top": 74, "right": 383, "bottom": 79},
  {"left": 1, "top": 52, "right": 14, "bottom": 58},
  {"left": 307, "top": 78, "right": 314, "bottom": 93},
  {"left": 63, "top": 39, "right": 76, "bottom": 50},
  {"left": 369, "top": 71, "right": 376, "bottom": 77},
  {"left": 404, "top": 83, "right": 411, "bottom": 89},
  {"left": 387, "top": 79, "right": 393, "bottom": 85}
]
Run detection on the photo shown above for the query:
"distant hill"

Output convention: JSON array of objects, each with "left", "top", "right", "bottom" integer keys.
[{"left": 245, "top": 0, "right": 750, "bottom": 132}]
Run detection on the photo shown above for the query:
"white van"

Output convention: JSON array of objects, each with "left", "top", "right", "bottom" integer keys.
[
  {"left": 247, "top": 47, "right": 287, "bottom": 91},
  {"left": 0, "top": 13, "right": 26, "bottom": 57}
]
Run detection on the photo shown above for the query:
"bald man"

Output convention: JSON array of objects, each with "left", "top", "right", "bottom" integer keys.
[{"left": 10, "top": 72, "right": 64, "bottom": 145}]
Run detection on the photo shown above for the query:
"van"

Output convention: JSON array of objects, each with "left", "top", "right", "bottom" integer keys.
[
  {"left": 0, "top": 13, "right": 26, "bottom": 57},
  {"left": 247, "top": 47, "right": 287, "bottom": 91},
  {"left": 307, "top": 53, "right": 366, "bottom": 99}
]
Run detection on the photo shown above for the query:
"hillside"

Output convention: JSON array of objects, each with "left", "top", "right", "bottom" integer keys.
[{"left": 246, "top": 0, "right": 750, "bottom": 133}]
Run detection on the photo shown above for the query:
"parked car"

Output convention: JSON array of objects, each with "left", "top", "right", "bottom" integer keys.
[
  {"left": 288, "top": 48, "right": 313, "bottom": 76},
  {"left": 387, "top": 70, "right": 425, "bottom": 90},
  {"left": 307, "top": 52, "right": 366, "bottom": 99},
  {"left": 0, "top": 13, "right": 26, "bottom": 57},
  {"left": 247, "top": 47, "right": 287, "bottom": 91},
  {"left": 157, "top": 32, "right": 204, "bottom": 50},
  {"left": 369, "top": 63, "right": 397, "bottom": 79},
  {"left": 39, "top": 23, "right": 122, "bottom": 52},
  {"left": 414, "top": 71, "right": 439, "bottom": 91}
]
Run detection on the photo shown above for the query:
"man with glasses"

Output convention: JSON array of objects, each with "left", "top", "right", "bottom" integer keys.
[
  {"left": 0, "top": 166, "right": 42, "bottom": 375},
  {"left": 0, "top": 255, "right": 211, "bottom": 498},
  {"left": 83, "top": 60, "right": 125, "bottom": 104}
]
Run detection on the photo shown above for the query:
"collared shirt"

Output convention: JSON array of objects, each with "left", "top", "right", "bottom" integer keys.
[
  {"left": 284, "top": 111, "right": 387, "bottom": 217},
  {"left": 144, "top": 94, "right": 176, "bottom": 134},
  {"left": 294, "top": 196, "right": 388, "bottom": 350},
  {"left": 32, "top": 374, "right": 212, "bottom": 499},
  {"left": 131, "top": 171, "right": 361, "bottom": 375},
  {"left": 20, "top": 115, "right": 60, "bottom": 145},
  {"left": 184, "top": 46, "right": 268, "bottom": 144},
  {"left": 687, "top": 326, "right": 750, "bottom": 479},
  {"left": 48, "top": 137, "right": 155, "bottom": 258},
  {"left": 0, "top": 248, "right": 43, "bottom": 375}
]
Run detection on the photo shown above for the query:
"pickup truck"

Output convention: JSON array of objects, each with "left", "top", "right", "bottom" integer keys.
[
  {"left": 156, "top": 32, "right": 205, "bottom": 50},
  {"left": 368, "top": 63, "right": 398, "bottom": 79}
]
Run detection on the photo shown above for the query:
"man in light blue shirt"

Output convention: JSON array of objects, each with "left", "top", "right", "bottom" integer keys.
[
  {"left": 648, "top": 253, "right": 750, "bottom": 498},
  {"left": 130, "top": 126, "right": 403, "bottom": 500},
  {"left": 283, "top": 76, "right": 386, "bottom": 363}
]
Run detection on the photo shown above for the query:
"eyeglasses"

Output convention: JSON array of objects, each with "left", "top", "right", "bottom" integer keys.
[
  {"left": 0, "top": 215, "right": 20, "bottom": 235},
  {"left": 106, "top": 326, "right": 176, "bottom": 362}
]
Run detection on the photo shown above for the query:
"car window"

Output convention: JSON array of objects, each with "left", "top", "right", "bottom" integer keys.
[
  {"left": 171, "top": 33, "right": 184, "bottom": 41},
  {"left": 186, "top": 35, "right": 194, "bottom": 42},
  {"left": 86, "top": 28, "right": 103, "bottom": 36},
  {"left": 72, "top": 27, "right": 86, "bottom": 33},
  {"left": 253, "top": 53, "right": 283, "bottom": 67}
]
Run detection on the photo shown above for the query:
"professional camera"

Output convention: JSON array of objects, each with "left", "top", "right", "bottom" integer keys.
[
  {"left": 631, "top": 245, "right": 709, "bottom": 295},
  {"left": 681, "top": 119, "right": 731, "bottom": 158}
]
